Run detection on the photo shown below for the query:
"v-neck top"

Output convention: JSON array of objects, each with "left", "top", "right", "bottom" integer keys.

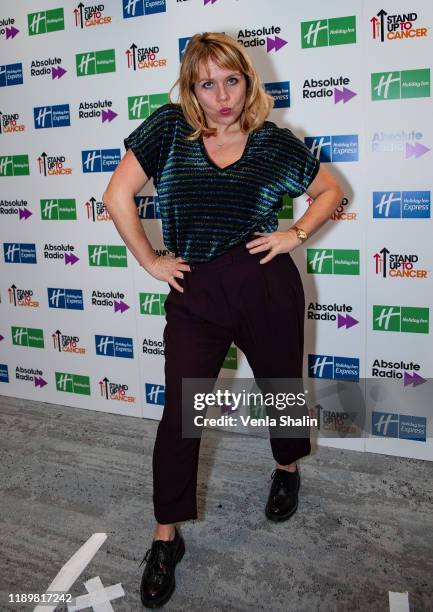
[{"left": 124, "top": 103, "right": 320, "bottom": 263}]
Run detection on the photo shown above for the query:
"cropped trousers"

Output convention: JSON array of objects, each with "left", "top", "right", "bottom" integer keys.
[{"left": 152, "top": 239, "right": 311, "bottom": 524}]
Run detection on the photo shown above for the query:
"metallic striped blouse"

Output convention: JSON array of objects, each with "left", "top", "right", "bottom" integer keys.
[{"left": 124, "top": 103, "right": 320, "bottom": 263}]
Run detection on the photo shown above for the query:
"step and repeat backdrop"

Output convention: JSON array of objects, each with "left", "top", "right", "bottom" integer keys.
[{"left": 0, "top": 1, "right": 431, "bottom": 460}]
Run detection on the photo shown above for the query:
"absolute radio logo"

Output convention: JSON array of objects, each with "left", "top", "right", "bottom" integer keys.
[
  {"left": 371, "top": 10, "right": 428, "bottom": 42},
  {"left": 33, "top": 105, "right": 70, "bottom": 129},
  {"left": 3, "top": 243, "right": 36, "bottom": 263},
  {"left": 56, "top": 372, "right": 91, "bottom": 395},
  {"left": 307, "top": 249, "right": 360, "bottom": 275},
  {"left": 41, "top": 199, "right": 77, "bottom": 221},
  {"left": 73, "top": 3, "right": 112, "bottom": 28},
  {"left": 0, "top": 17, "right": 19, "bottom": 40},
  {"left": 301, "top": 16, "right": 356, "bottom": 48},
  {"left": 28, "top": 8, "right": 65, "bottom": 36},
  {"left": 48, "top": 288, "right": 84, "bottom": 310},
  {"left": 99, "top": 377, "right": 135, "bottom": 403},
  {"left": 372, "top": 130, "right": 429, "bottom": 158},
  {"left": 373, "top": 247, "right": 428, "bottom": 279},
  {"left": 145, "top": 382, "right": 165, "bottom": 406},
  {"left": 373, "top": 191, "right": 431, "bottom": 218},
  {"left": 304, "top": 135, "right": 358, "bottom": 162},
  {"left": 78, "top": 100, "right": 117, "bottom": 123},
  {"left": 307, "top": 303, "right": 358, "bottom": 329},
  {"left": 91, "top": 290, "right": 129, "bottom": 314},
  {"left": 122, "top": 0, "right": 166, "bottom": 19},
  {"left": 302, "top": 76, "right": 356, "bottom": 103},
  {"left": 136, "top": 195, "right": 161, "bottom": 219},
  {"left": 81, "top": 149, "right": 120, "bottom": 173},
  {"left": 371, "top": 357, "right": 426, "bottom": 386},
  {"left": 88, "top": 245, "right": 127, "bottom": 267},
  {"left": 237, "top": 26, "right": 287, "bottom": 52},
  {"left": 0, "top": 63, "right": 23, "bottom": 87},
  {"left": 139, "top": 293, "right": 167, "bottom": 316},
  {"left": 372, "top": 412, "right": 426, "bottom": 442},
  {"left": 128, "top": 94, "right": 169, "bottom": 120},
  {"left": 15, "top": 365, "right": 46, "bottom": 388},
  {"left": 11, "top": 326, "right": 44, "bottom": 348},
  {"left": 126, "top": 44, "right": 167, "bottom": 71},
  {"left": 0, "top": 198, "right": 30, "bottom": 218},
  {"left": 38, "top": 152, "right": 72, "bottom": 176},
  {"left": 85, "top": 196, "right": 110, "bottom": 222},
  {"left": 264, "top": 82, "right": 290, "bottom": 108},
  {"left": 373, "top": 305, "right": 429, "bottom": 334},
  {"left": 30, "top": 57, "right": 66, "bottom": 79},
  {"left": 8, "top": 285, "right": 39, "bottom": 308},
  {"left": 371, "top": 68, "right": 430, "bottom": 101},
  {"left": 308, "top": 354, "right": 360, "bottom": 381},
  {"left": 76, "top": 49, "right": 116, "bottom": 76},
  {"left": 52, "top": 330, "right": 85, "bottom": 355},
  {"left": 43, "top": 243, "right": 79, "bottom": 265},
  {"left": 0, "top": 112, "right": 25, "bottom": 134},
  {"left": 95, "top": 335, "right": 134, "bottom": 359},
  {"left": 142, "top": 337, "right": 164, "bottom": 356}
]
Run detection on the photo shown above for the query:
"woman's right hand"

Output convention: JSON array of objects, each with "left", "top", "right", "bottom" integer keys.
[{"left": 144, "top": 254, "right": 191, "bottom": 293}]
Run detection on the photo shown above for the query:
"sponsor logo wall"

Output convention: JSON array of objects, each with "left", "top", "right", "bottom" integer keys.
[{"left": 0, "top": 1, "right": 431, "bottom": 460}]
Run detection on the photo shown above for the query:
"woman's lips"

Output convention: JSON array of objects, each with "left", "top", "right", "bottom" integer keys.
[{"left": 219, "top": 108, "right": 232, "bottom": 115}]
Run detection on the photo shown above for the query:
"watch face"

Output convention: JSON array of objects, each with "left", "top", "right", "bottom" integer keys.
[{"left": 298, "top": 229, "right": 307, "bottom": 240}]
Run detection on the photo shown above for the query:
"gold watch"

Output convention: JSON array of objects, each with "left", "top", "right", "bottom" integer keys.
[{"left": 290, "top": 225, "right": 308, "bottom": 243}]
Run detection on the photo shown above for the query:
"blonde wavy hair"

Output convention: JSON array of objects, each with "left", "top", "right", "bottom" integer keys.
[{"left": 169, "top": 32, "right": 274, "bottom": 140}]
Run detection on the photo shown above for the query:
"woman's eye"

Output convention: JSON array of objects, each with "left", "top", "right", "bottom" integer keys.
[
  {"left": 227, "top": 77, "right": 238, "bottom": 85},
  {"left": 203, "top": 82, "right": 213, "bottom": 89}
]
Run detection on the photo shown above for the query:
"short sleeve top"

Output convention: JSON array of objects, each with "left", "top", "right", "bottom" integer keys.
[{"left": 124, "top": 103, "right": 320, "bottom": 263}]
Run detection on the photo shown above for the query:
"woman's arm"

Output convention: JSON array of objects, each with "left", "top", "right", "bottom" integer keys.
[{"left": 102, "top": 150, "right": 190, "bottom": 292}]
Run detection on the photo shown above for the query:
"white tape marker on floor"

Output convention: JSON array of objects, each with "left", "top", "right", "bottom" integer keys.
[
  {"left": 67, "top": 576, "right": 124, "bottom": 611},
  {"left": 389, "top": 591, "right": 410, "bottom": 612},
  {"left": 33, "top": 533, "right": 107, "bottom": 612}
]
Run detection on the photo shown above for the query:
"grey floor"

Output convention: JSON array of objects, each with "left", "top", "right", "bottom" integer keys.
[{"left": 0, "top": 396, "right": 432, "bottom": 612}]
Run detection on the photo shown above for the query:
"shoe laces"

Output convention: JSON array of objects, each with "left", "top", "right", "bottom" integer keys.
[
  {"left": 269, "top": 467, "right": 297, "bottom": 496},
  {"left": 139, "top": 539, "right": 174, "bottom": 576}
]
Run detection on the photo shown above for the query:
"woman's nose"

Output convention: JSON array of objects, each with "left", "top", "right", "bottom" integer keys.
[{"left": 216, "top": 85, "right": 229, "bottom": 101}]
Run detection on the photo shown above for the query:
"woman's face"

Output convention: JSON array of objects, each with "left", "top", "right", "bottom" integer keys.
[{"left": 193, "top": 58, "right": 247, "bottom": 128}]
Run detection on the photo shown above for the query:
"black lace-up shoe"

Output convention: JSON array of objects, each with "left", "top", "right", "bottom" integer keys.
[
  {"left": 265, "top": 467, "right": 300, "bottom": 522},
  {"left": 139, "top": 526, "right": 185, "bottom": 608}
]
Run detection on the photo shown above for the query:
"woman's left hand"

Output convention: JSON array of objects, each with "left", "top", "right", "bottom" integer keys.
[{"left": 246, "top": 230, "right": 302, "bottom": 264}]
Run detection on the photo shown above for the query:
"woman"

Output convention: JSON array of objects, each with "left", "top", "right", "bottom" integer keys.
[{"left": 103, "top": 32, "right": 342, "bottom": 608}]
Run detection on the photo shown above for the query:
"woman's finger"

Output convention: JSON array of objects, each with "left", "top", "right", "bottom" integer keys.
[
  {"left": 259, "top": 250, "right": 276, "bottom": 264},
  {"left": 173, "top": 270, "right": 184, "bottom": 279},
  {"left": 169, "top": 277, "right": 184, "bottom": 293},
  {"left": 248, "top": 243, "right": 271, "bottom": 254}
]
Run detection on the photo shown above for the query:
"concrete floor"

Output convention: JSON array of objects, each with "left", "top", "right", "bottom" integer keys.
[{"left": 0, "top": 395, "right": 432, "bottom": 611}]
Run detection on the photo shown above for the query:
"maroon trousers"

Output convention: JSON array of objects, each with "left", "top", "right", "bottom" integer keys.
[{"left": 152, "top": 240, "right": 311, "bottom": 524}]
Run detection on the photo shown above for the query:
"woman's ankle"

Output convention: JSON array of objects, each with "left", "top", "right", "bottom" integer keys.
[{"left": 154, "top": 523, "right": 176, "bottom": 541}]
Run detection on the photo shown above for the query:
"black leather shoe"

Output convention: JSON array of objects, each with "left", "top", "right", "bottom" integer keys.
[
  {"left": 265, "top": 467, "right": 300, "bottom": 522},
  {"left": 139, "top": 526, "right": 185, "bottom": 608}
]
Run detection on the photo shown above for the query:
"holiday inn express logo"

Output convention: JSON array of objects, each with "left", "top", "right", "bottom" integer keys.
[
  {"left": 371, "top": 68, "right": 430, "bottom": 100},
  {"left": 28, "top": 9, "right": 64, "bottom": 35},
  {"left": 41, "top": 199, "right": 77, "bottom": 220},
  {"left": 373, "top": 305, "right": 429, "bottom": 333},
  {"left": 307, "top": 249, "right": 360, "bottom": 275},
  {"left": 140, "top": 293, "right": 167, "bottom": 315},
  {"left": 0, "top": 155, "right": 29, "bottom": 176},
  {"left": 301, "top": 16, "right": 356, "bottom": 48},
  {"left": 12, "top": 326, "right": 44, "bottom": 348},
  {"left": 128, "top": 93, "right": 169, "bottom": 120},
  {"left": 76, "top": 50, "right": 116, "bottom": 76},
  {"left": 55, "top": 372, "right": 91, "bottom": 395},
  {"left": 88, "top": 245, "right": 127, "bottom": 267}
]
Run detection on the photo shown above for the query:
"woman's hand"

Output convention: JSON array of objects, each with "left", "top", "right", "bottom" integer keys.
[
  {"left": 246, "top": 230, "right": 302, "bottom": 264},
  {"left": 144, "top": 254, "right": 191, "bottom": 293}
]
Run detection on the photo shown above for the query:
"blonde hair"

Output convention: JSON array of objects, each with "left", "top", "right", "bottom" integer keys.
[{"left": 169, "top": 32, "right": 274, "bottom": 140}]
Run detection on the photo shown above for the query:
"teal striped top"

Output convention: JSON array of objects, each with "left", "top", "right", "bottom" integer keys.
[{"left": 124, "top": 103, "right": 320, "bottom": 263}]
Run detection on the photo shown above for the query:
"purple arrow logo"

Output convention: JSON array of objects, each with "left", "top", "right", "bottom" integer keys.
[
  {"left": 267, "top": 36, "right": 287, "bottom": 53},
  {"left": 404, "top": 371, "right": 426, "bottom": 387},
  {"left": 19, "top": 208, "right": 32, "bottom": 220},
  {"left": 35, "top": 376, "right": 48, "bottom": 388},
  {"left": 204, "top": 0, "right": 218, "bottom": 4},
  {"left": 334, "top": 87, "right": 357, "bottom": 104},
  {"left": 337, "top": 313, "right": 359, "bottom": 329},
  {"left": 6, "top": 26, "right": 19, "bottom": 39},
  {"left": 52, "top": 66, "right": 67, "bottom": 80},
  {"left": 65, "top": 252, "right": 79, "bottom": 265},
  {"left": 114, "top": 300, "right": 129, "bottom": 313},
  {"left": 102, "top": 109, "right": 118, "bottom": 123},
  {"left": 406, "top": 142, "right": 430, "bottom": 159}
]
